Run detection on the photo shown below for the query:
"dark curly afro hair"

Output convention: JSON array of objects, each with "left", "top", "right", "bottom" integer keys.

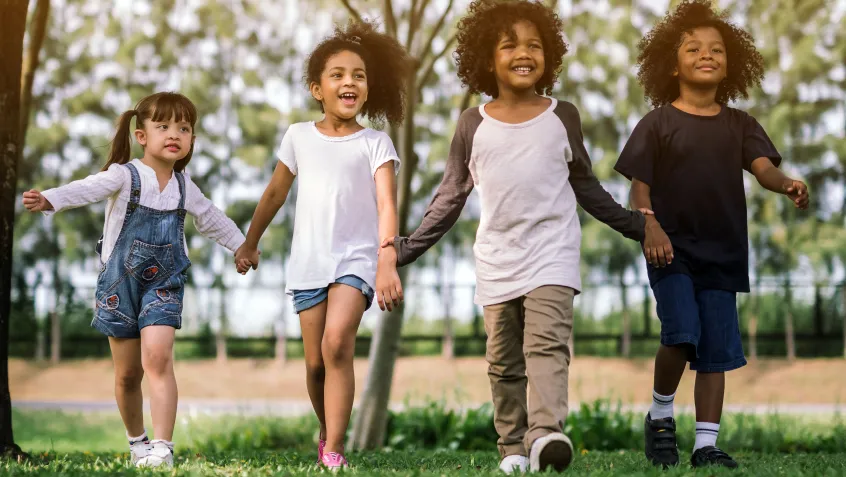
[
  {"left": 454, "top": 0, "right": 568, "bottom": 98},
  {"left": 305, "top": 19, "right": 412, "bottom": 126},
  {"left": 637, "top": 0, "right": 765, "bottom": 107}
]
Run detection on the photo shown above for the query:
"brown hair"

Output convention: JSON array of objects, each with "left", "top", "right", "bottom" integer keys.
[
  {"left": 305, "top": 19, "right": 412, "bottom": 127},
  {"left": 103, "top": 92, "right": 199, "bottom": 172}
]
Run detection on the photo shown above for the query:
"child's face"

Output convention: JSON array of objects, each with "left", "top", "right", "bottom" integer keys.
[
  {"left": 311, "top": 50, "right": 369, "bottom": 120},
  {"left": 492, "top": 20, "right": 545, "bottom": 95},
  {"left": 674, "top": 26, "right": 727, "bottom": 88},
  {"left": 135, "top": 115, "right": 194, "bottom": 165}
]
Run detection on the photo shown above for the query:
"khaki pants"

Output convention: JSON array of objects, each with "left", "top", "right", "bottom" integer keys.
[{"left": 483, "top": 285, "right": 574, "bottom": 458}]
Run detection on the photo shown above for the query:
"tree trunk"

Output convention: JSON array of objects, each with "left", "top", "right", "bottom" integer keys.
[
  {"left": 0, "top": 0, "right": 31, "bottom": 460},
  {"left": 275, "top": 286, "right": 287, "bottom": 366},
  {"left": 347, "top": 269, "right": 408, "bottom": 450},
  {"left": 49, "top": 311, "right": 60, "bottom": 363},
  {"left": 620, "top": 278, "right": 630, "bottom": 358},
  {"left": 49, "top": 260, "right": 61, "bottom": 363},
  {"left": 784, "top": 280, "right": 796, "bottom": 361},
  {"left": 748, "top": 312, "right": 758, "bottom": 362},
  {"left": 842, "top": 283, "right": 846, "bottom": 359},
  {"left": 34, "top": 325, "right": 45, "bottom": 362},
  {"left": 19, "top": 0, "right": 50, "bottom": 142},
  {"left": 348, "top": 62, "right": 419, "bottom": 450},
  {"left": 216, "top": 285, "right": 228, "bottom": 363},
  {"left": 441, "top": 246, "right": 454, "bottom": 360}
]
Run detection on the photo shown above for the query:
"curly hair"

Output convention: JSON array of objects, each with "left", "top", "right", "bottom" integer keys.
[
  {"left": 305, "top": 19, "right": 412, "bottom": 127},
  {"left": 454, "top": 0, "right": 568, "bottom": 98},
  {"left": 637, "top": 0, "right": 765, "bottom": 107}
]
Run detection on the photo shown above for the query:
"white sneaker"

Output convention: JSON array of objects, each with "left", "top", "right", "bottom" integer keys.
[
  {"left": 529, "top": 432, "right": 573, "bottom": 472},
  {"left": 498, "top": 455, "right": 529, "bottom": 474},
  {"left": 129, "top": 439, "right": 152, "bottom": 465},
  {"left": 135, "top": 439, "right": 174, "bottom": 468}
]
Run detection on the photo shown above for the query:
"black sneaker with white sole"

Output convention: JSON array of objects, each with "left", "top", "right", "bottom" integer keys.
[
  {"left": 644, "top": 413, "right": 679, "bottom": 468},
  {"left": 691, "top": 446, "right": 738, "bottom": 469}
]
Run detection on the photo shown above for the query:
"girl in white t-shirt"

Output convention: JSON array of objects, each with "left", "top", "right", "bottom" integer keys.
[{"left": 235, "top": 20, "right": 410, "bottom": 469}]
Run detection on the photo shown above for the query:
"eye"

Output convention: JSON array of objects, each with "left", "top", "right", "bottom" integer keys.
[
  {"left": 713, "top": 48, "right": 723, "bottom": 53},
  {"left": 158, "top": 125, "right": 167, "bottom": 130},
  {"left": 687, "top": 48, "right": 698, "bottom": 52},
  {"left": 501, "top": 43, "right": 515, "bottom": 49},
  {"left": 181, "top": 127, "right": 191, "bottom": 133}
]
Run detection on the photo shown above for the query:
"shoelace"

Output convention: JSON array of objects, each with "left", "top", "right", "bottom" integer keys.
[{"left": 324, "top": 452, "right": 345, "bottom": 464}]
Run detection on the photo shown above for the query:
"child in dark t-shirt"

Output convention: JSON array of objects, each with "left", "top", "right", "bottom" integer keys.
[{"left": 614, "top": 0, "right": 809, "bottom": 470}]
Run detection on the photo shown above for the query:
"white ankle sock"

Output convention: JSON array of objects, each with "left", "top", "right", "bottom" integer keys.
[
  {"left": 694, "top": 422, "right": 720, "bottom": 451},
  {"left": 127, "top": 430, "right": 148, "bottom": 445},
  {"left": 649, "top": 390, "right": 675, "bottom": 420}
]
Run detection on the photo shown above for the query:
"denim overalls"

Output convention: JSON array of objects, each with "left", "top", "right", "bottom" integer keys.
[{"left": 92, "top": 163, "right": 191, "bottom": 338}]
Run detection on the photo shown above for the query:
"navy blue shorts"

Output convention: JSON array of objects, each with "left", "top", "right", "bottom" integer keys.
[
  {"left": 652, "top": 274, "right": 746, "bottom": 372},
  {"left": 291, "top": 275, "right": 374, "bottom": 314}
]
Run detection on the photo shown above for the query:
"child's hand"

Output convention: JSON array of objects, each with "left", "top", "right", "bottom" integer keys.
[
  {"left": 643, "top": 217, "right": 673, "bottom": 268},
  {"left": 783, "top": 179, "right": 809, "bottom": 209},
  {"left": 234, "top": 245, "right": 260, "bottom": 275},
  {"left": 379, "top": 236, "right": 396, "bottom": 255},
  {"left": 376, "top": 246, "right": 403, "bottom": 311},
  {"left": 22, "top": 189, "right": 53, "bottom": 212}
]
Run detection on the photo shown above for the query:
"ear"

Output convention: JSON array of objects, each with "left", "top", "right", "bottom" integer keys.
[
  {"left": 309, "top": 82, "right": 323, "bottom": 102},
  {"left": 672, "top": 67, "right": 679, "bottom": 77},
  {"left": 134, "top": 129, "right": 147, "bottom": 146}
]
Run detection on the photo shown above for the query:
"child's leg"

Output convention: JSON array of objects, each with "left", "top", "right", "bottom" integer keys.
[
  {"left": 299, "top": 300, "right": 329, "bottom": 441},
  {"left": 650, "top": 274, "right": 701, "bottom": 416},
  {"left": 483, "top": 298, "right": 528, "bottom": 459},
  {"left": 689, "top": 288, "right": 744, "bottom": 467},
  {"left": 140, "top": 325, "right": 177, "bottom": 441},
  {"left": 321, "top": 283, "right": 366, "bottom": 454},
  {"left": 108, "top": 337, "right": 145, "bottom": 437},
  {"left": 645, "top": 274, "right": 701, "bottom": 468},
  {"left": 522, "top": 286, "right": 574, "bottom": 472}
]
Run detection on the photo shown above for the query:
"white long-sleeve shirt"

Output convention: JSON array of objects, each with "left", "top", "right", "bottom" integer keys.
[{"left": 41, "top": 159, "right": 245, "bottom": 262}]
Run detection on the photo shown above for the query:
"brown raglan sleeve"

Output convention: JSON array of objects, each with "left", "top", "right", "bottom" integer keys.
[
  {"left": 555, "top": 101, "right": 646, "bottom": 242},
  {"left": 393, "top": 108, "right": 481, "bottom": 266}
]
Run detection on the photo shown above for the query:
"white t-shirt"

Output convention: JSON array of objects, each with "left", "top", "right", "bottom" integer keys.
[
  {"left": 278, "top": 122, "right": 400, "bottom": 292},
  {"left": 41, "top": 159, "right": 245, "bottom": 262}
]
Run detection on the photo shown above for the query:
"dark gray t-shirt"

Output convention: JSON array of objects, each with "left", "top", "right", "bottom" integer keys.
[
  {"left": 394, "top": 98, "right": 645, "bottom": 305},
  {"left": 614, "top": 105, "right": 781, "bottom": 292}
]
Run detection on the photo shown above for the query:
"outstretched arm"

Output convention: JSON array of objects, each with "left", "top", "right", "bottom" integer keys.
[
  {"left": 29, "top": 165, "right": 126, "bottom": 214},
  {"left": 388, "top": 114, "right": 477, "bottom": 267},
  {"left": 750, "top": 157, "right": 809, "bottom": 209},
  {"left": 235, "top": 161, "right": 295, "bottom": 273}
]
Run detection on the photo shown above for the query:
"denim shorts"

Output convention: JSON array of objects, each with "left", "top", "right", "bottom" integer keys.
[
  {"left": 291, "top": 275, "right": 374, "bottom": 314},
  {"left": 652, "top": 273, "right": 746, "bottom": 372}
]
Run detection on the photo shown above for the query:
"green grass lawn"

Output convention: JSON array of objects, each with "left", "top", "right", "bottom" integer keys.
[
  {"left": 4, "top": 450, "right": 846, "bottom": 476},
  {"left": 5, "top": 408, "right": 846, "bottom": 475}
]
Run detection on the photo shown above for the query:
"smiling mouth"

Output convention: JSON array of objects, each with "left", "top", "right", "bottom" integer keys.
[
  {"left": 511, "top": 65, "right": 535, "bottom": 75},
  {"left": 697, "top": 65, "right": 719, "bottom": 71},
  {"left": 339, "top": 92, "right": 358, "bottom": 105}
]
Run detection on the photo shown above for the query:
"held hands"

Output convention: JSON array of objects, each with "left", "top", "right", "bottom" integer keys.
[
  {"left": 22, "top": 190, "right": 53, "bottom": 212},
  {"left": 376, "top": 239, "right": 403, "bottom": 311},
  {"left": 783, "top": 179, "right": 809, "bottom": 209},
  {"left": 234, "top": 245, "right": 261, "bottom": 275},
  {"left": 640, "top": 210, "right": 673, "bottom": 268}
]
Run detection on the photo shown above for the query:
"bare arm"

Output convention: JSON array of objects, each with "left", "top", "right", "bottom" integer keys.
[
  {"left": 374, "top": 162, "right": 403, "bottom": 311},
  {"left": 235, "top": 162, "right": 295, "bottom": 273},
  {"left": 750, "top": 157, "right": 809, "bottom": 209},
  {"left": 630, "top": 178, "right": 673, "bottom": 267}
]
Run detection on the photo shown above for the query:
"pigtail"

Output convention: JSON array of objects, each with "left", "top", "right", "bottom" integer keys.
[{"left": 102, "top": 109, "right": 137, "bottom": 171}]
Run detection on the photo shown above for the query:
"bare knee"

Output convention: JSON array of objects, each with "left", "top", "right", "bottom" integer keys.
[
  {"left": 115, "top": 366, "right": 144, "bottom": 390},
  {"left": 321, "top": 332, "right": 353, "bottom": 367},
  {"left": 142, "top": 349, "right": 173, "bottom": 377},
  {"left": 305, "top": 355, "right": 325, "bottom": 381}
]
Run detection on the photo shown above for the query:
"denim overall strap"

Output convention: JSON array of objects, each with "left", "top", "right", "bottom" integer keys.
[
  {"left": 174, "top": 171, "right": 186, "bottom": 212},
  {"left": 125, "top": 163, "right": 142, "bottom": 211},
  {"left": 96, "top": 163, "right": 143, "bottom": 258}
]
